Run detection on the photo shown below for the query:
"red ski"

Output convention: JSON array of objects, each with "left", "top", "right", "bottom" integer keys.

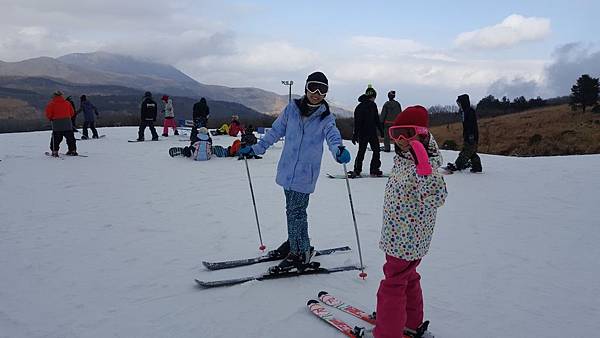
[
  {"left": 318, "top": 291, "right": 376, "bottom": 325},
  {"left": 307, "top": 300, "right": 366, "bottom": 337}
]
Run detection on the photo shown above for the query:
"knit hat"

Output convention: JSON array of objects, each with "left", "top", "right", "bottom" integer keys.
[
  {"left": 144, "top": 91, "right": 152, "bottom": 98},
  {"left": 393, "top": 105, "right": 429, "bottom": 128},
  {"left": 365, "top": 84, "right": 377, "bottom": 98},
  {"left": 80, "top": 95, "right": 87, "bottom": 101},
  {"left": 306, "top": 71, "right": 328, "bottom": 86},
  {"left": 388, "top": 91, "right": 395, "bottom": 99},
  {"left": 198, "top": 127, "right": 208, "bottom": 135},
  {"left": 53, "top": 90, "right": 63, "bottom": 97},
  {"left": 162, "top": 95, "right": 169, "bottom": 101}
]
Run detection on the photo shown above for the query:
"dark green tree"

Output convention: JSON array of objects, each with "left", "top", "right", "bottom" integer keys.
[{"left": 569, "top": 74, "right": 599, "bottom": 112}]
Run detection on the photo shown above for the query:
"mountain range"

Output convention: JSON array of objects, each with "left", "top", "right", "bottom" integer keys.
[{"left": 0, "top": 51, "right": 351, "bottom": 118}]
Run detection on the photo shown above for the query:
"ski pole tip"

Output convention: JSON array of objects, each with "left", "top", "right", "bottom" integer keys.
[
  {"left": 359, "top": 271, "right": 368, "bottom": 280},
  {"left": 259, "top": 244, "right": 266, "bottom": 251}
]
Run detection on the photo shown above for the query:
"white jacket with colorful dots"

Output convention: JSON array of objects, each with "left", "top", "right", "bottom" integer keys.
[{"left": 379, "top": 135, "right": 448, "bottom": 261}]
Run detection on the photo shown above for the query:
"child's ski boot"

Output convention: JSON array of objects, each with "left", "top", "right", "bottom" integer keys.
[{"left": 404, "top": 321, "right": 434, "bottom": 338}]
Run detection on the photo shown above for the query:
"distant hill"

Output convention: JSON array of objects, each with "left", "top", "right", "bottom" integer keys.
[
  {"left": 430, "top": 104, "right": 600, "bottom": 156},
  {"left": 0, "top": 52, "right": 352, "bottom": 117}
]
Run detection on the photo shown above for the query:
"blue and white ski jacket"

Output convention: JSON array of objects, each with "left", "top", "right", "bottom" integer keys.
[{"left": 252, "top": 100, "right": 343, "bottom": 194}]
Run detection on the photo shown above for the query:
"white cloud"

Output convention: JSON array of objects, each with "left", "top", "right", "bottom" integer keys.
[
  {"left": 350, "top": 36, "right": 426, "bottom": 56},
  {"left": 455, "top": 14, "right": 551, "bottom": 49}
]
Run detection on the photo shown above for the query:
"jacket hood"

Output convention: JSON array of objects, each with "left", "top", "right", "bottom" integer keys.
[
  {"left": 456, "top": 94, "right": 471, "bottom": 110},
  {"left": 358, "top": 94, "right": 371, "bottom": 103}
]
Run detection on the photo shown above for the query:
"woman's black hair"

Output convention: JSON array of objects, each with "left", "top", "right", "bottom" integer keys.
[{"left": 294, "top": 96, "right": 331, "bottom": 120}]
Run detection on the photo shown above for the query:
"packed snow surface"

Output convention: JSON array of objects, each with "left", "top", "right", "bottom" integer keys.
[{"left": 0, "top": 127, "right": 598, "bottom": 338}]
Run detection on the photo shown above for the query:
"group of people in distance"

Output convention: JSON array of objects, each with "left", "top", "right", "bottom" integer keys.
[{"left": 45, "top": 68, "right": 480, "bottom": 338}]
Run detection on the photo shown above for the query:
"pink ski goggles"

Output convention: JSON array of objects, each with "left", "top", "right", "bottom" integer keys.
[{"left": 388, "top": 125, "right": 429, "bottom": 142}]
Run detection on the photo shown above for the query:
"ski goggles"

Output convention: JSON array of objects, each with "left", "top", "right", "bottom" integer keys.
[
  {"left": 388, "top": 125, "right": 429, "bottom": 142},
  {"left": 306, "top": 81, "right": 328, "bottom": 96}
]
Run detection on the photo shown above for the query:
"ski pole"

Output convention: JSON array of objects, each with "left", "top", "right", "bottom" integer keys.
[
  {"left": 339, "top": 146, "right": 367, "bottom": 279},
  {"left": 243, "top": 154, "right": 266, "bottom": 251}
]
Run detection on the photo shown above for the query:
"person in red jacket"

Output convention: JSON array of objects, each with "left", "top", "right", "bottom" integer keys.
[
  {"left": 45, "top": 90, "right": 77, "bottom": 156},
  {"left": 228, "top": 115, "right": 243, "bottom": 136}
]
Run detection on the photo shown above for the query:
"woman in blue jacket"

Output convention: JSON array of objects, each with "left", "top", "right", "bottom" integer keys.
[{"left": 240, "top": 71, "right": 351, "bottom": 272}]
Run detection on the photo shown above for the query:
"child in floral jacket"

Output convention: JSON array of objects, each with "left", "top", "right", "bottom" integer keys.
[{"left": 373, "top": 105, "right": 447, "bottom": 338}]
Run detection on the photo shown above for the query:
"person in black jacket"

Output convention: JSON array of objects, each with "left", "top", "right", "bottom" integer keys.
[
  {"left": 66, "top": 96, "right": 78, "bottom": 133},
  {"left": 192, "top": 97, "right": 210, "bottom": 128},
  {"left": 446, "top": 93, "right": 482, "bottom": 172},
  {"left": 137, "top": 91, "right": 159, "bottom": 141},
  {"left": 349, "top": 84, "right": 384, "bottom": 177}
]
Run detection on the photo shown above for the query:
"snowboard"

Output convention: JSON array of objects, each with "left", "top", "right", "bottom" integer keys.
[
  {"left": 128, "top": 139, "right": 162, "bottom": 143},
  {"left": 45, "top": 152, "right": 88, "bottom": 158},
  {"left": 77, "top": 135, "right": 106, "bottom": 141},
  {"left": 326, "top": 173, "right": 389, "bottom": 179}
]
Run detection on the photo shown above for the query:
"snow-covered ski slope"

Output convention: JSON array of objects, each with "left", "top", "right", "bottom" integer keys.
[{"left": 0, "top": 127, "right": 598, "bottom": 338}]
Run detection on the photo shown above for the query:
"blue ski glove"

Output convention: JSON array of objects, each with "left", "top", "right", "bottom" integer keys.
[
  {"left": 335, "top": 147, "right": 351, "bottom": 164},
  {"left": 239, "top": 146, "right": 254, "bottom": 155}
]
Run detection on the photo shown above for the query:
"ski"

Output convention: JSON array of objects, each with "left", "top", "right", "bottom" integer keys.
[
  {"left": 77, "top": 134, "right": 106, "bottom": 141},
  {"left": 195, "top": 264, "right": 360, "bottom": 288},
  {"left": 326, "top": 173, "right": 389, "bottom": 179},
  {"left": 318, "top": 291, "right": 376, "bottom": 325},
  {"left": 202, "top": 246, "right": 351, "bottom": 270},
  {"left": 307, "top": 299, "right": 366, "bottom": 337}
]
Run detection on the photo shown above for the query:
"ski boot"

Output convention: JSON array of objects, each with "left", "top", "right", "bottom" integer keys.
[
  {"left": 182, "top": 146, "right": 193, "bottom": 157},
  {"left": 65, "top": 150, "right": 78, "bottom": 156},
  {"left": 347, "top": 170, "right": 361, "bottom": 178},
  {"left": 470, "top": 167, "right": 482, "bottom": 173},
  {"left": 370, "top": 169, "right": 383, "bottom": 177},
  {"left": 51, "top": 151, "right": 59, "bottom": 157},
  {"left": 174, "top": 130, "right": 179, "bottom": 136},
  {"left": 136, "top": 138, "right": 144, "bottom": 142},
  {"left": 404, "top": 321, "right": 433, "bottom": 338},
  {"left": 81, "top": 135, "right": 89, "bottom": 140},
  {"left": 162, "top": 133, "right": 168, "bottom": 137},
  {"left": 267, "top": 240, "right": 290, "bottom": 259},
  {"left": 151, "top": 137, "right": 159, "bottom": 141},
  {"left": 268, "top": 247, "right": 316, "bottom": 274},
  {"left": 443, "top": 163, "right": 458, "bottom": 172},
  {"left": 92, "top": 135, "right": 99, "bottom": 139}
]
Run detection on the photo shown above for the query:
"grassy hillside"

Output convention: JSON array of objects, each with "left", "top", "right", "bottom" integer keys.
[{"left": 430, "top": 104, "right": 600, "bottom": 156}]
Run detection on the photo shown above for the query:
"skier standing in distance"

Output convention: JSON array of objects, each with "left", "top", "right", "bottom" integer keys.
[
  {"left": 45, "top": 90, "right": 78, "bottom": 156},
  {"left": 78, "top": 95, "right": 99, "bottom": 139},
  {"left": 192, "top": 97, "right": 210, "bottom": 128},
  {"left": 349, "top": 84, "right": 384, "bottom": 178},
  {"left": 373, "top": 106, "right": 447, "bottom": 338},
  {"left": 238, "top": 71, "right": 351, "bottom": 272},
  {"left": 136, "top": 91, "right": 159, "bottom": 141},
  {"left": 445, "top": 93, "right": 482, "bottom": 173},
  {"left": 161, "top": 95, "right": 179, "bottom": 137},
  {"left": 380, "top": 90, "right": 402, "bottom": 152}
]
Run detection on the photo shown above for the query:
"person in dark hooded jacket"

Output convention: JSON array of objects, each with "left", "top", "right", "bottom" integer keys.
[
  {"left": 349, "top": 84, "right": 384, "bottom": 177},
  {"left": 78, "top": 95, "right": 99, "bottom": 139},
  {"left": 137, "top": 91, "right": 159, "bottom": 141},
  {"left": 446, "top": 94, "right": 482, "bottom": 172},
  {"left": 192, "top": 97, "right": 210, "bottom": 128}
]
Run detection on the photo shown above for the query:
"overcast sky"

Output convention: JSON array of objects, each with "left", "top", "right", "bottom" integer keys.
[{"left": 1, "top": 0, "right": 598, "bottom": 108}]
